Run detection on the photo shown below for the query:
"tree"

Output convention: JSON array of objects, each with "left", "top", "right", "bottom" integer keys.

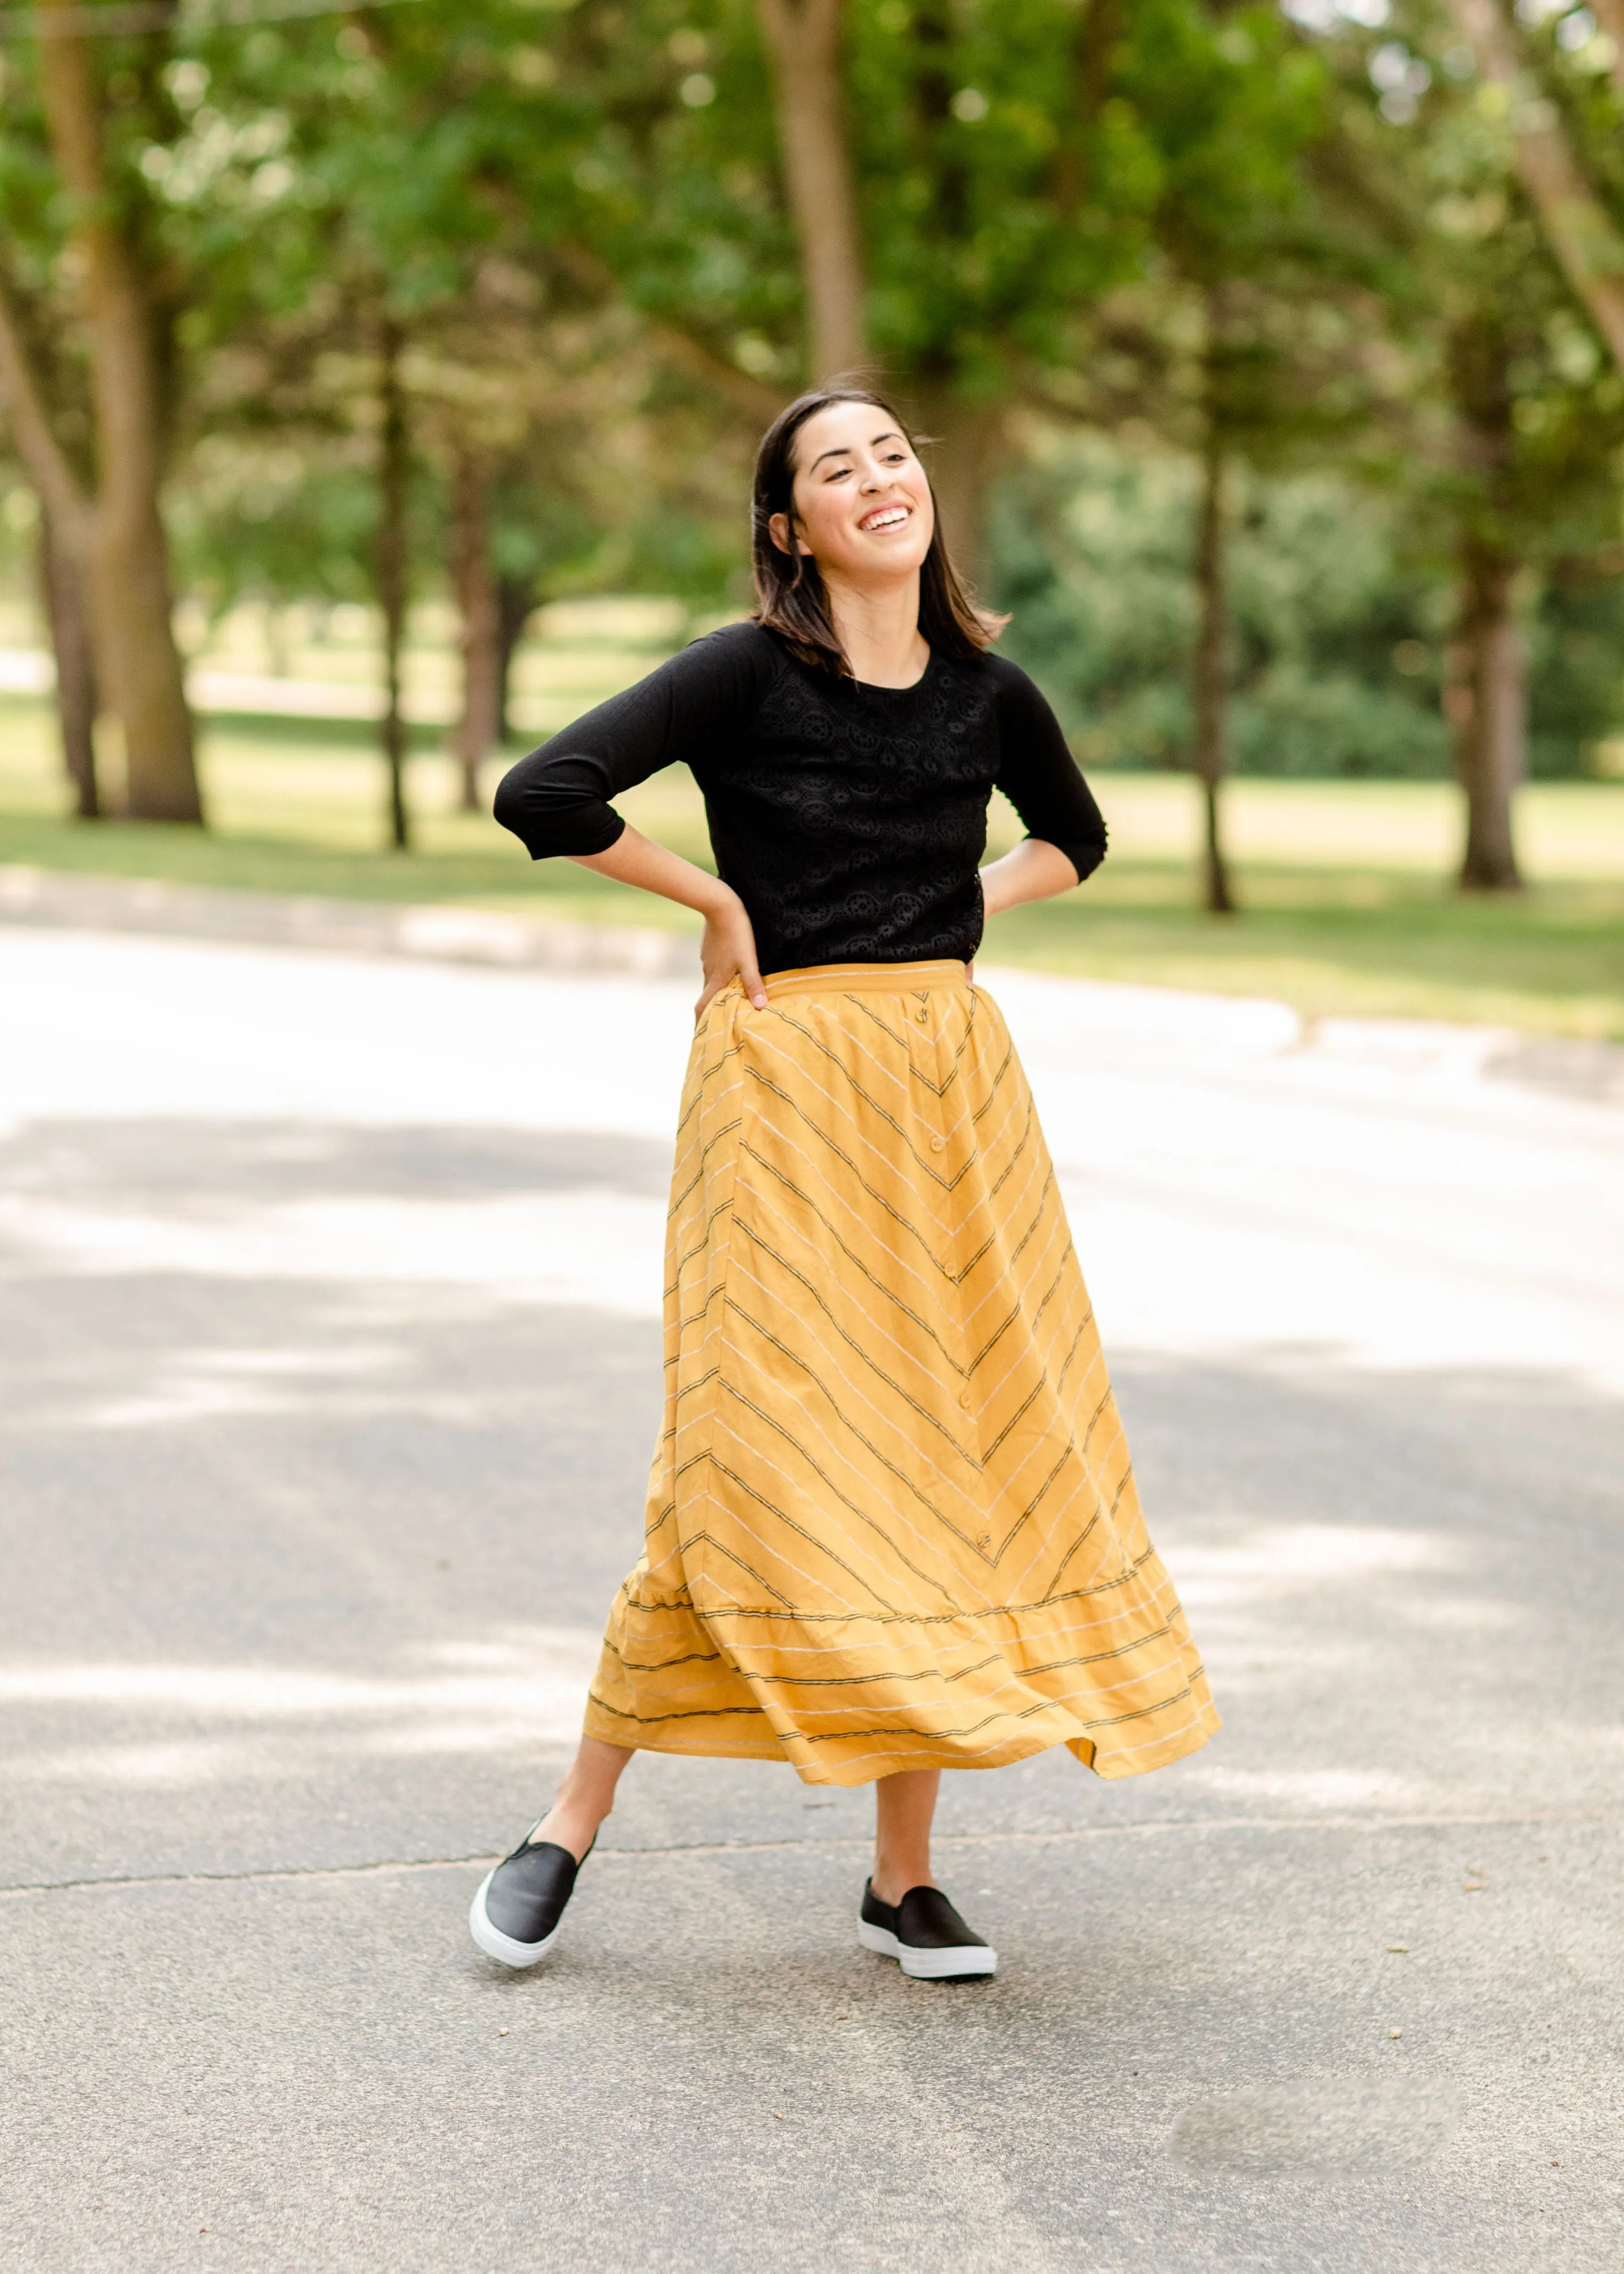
[
  {"left": 754, "top": 0, "right": 867, "bottom": 374},
  {"left": 854, "top": 0, "right": 1169, "bottom": 571},
  {"left": 163, "top": 0, "right": 582, "bottom": 847},
  {"left": 376, "top": 318, "right": 411, "bottom": 850},
  {"left": 1075, "top": 6, "right": 1343, "bottom": 911},
  {"left": 1444, "top": 298, "right": 1525, "bottom": 888},
  {"left": 0, "top": 275, "right": 99, "bottom": 816},
  {"left": 572, "top": 0, "right": 1214, "bottom": 575},
  {"left": 33, "top": 0, "right": 201, "bottom": 822},
  {"left": 1295, "top": 0, "right": 1624, "bottom": 889},
  {"left": 1191, "top": 303, "right": 1236, "bottom": 914},
  {"left": 449, "top": 445, "right": 501, "bottom": 809},
  {"left": 38, "top": 505, "right": 99, "bottom": 819},
  {"left": 1442, "top": 0, "right": 1624, "bottom": 365}
]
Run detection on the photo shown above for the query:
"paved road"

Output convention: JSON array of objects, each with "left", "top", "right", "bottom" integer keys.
[{"left": 3, "top": 927, "right": 1622, "bottom": 2273}]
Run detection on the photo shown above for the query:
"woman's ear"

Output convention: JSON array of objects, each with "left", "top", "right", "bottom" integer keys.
[{"left": 768, "top": 510, "right": 812, "bottom": 558}]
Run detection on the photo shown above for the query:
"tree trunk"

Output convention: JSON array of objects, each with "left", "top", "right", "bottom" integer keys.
[
  {"left": 449, "top": 448, "right": 501, "bottom": 812},
  {"left": 1447, "top": 302, "right": 1523, "bottom": 892},
  {"left": 1051, "top": 0, "right": 1124, "bottom": 217},
  {"left": 1191, "top": 426, "right": 1235, "bottom": 917},
  {"left": 0, "top": 271, "right": 101, "bottom": 816},
  {"left": 912, "top": 389, "right": 1007, "bottom": 591},
  {"left": 495, "top": 573, "right": 537, "bottom": 748},
  {"left": 1587, "top": 0, "right": 1624, "bottom": 98},
  {"left": 36, "top": 0, "right": 201, "bottom": 823},
  {"left": 1445, "top": 0, "right": 1624, "bottom": 375},
  {"left": 376, "top": 318, "right": 411, "bottom": 851},
  {"left": 1450, "top": 540, "right": 1524, "bottom": 891},
  {"left": 754, "top": 0, "right": 867, "bottom": 376},
  {"left": 38, "top": 506, "right": 99, "bottom": 818}
]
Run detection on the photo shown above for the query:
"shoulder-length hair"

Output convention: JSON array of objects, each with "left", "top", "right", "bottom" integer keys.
[{"left": 751, "top": 384, "right": 1005, "bottom": 676}]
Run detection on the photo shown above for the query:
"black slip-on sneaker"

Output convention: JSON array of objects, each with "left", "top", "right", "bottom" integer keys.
[
  {"left": 469, "top": 1828, "right": 589, "bottom": 1968},
  {"left": 857, "top": 1879, "right": 997, "bottom": 1979}
]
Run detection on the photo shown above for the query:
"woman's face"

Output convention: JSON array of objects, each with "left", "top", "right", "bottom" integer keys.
[{"left": 770, "top": 401, "right": 935, "bottom": 586}]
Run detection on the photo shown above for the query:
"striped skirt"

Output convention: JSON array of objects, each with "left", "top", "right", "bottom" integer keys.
[{"left": 582, "top": 959, "right": 1219, "bottom": 1786}]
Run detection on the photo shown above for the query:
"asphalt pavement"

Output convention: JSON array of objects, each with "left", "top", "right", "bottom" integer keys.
[{"left": 3, "top": 924, "right": 1622, "bottom": 2273}]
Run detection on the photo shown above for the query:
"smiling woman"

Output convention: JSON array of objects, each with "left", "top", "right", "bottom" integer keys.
[
  {"left": 751, "top": 390, "right": 998, "bottom": 686},
  {"left": 493, "top": 390, "right": 1104, "bottom": 991},
  {"left": 478, "top": 386, "right": 1219, "bottom": 1984}
]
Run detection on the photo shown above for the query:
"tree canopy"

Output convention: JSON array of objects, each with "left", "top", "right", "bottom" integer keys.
[{"left": 2, "top": 0, "right": 1622, "bottom": 884}]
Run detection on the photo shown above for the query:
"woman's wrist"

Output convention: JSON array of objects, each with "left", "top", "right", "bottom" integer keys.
[{"left": 695, "top": 878, "right": 743, "bottom": 923}]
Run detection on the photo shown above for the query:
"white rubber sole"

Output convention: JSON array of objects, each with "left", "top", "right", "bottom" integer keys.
[
  {"left": 858, "top": 1918, "right": 998, "bottom": 1979},
  {"left": 469, "top": 1868, "right": 566, "bottom": 1970}
]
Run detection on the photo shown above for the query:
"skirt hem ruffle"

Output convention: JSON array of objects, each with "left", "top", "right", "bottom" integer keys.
[{"left": 581, "top": 1685, "right": 1222, "bottom": 1789}]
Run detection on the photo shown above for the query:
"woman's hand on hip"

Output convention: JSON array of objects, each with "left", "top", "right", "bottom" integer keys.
[
  {"left": 696, "top": 889, "right": 768, "bottom": 1021},
  {"left": 569, "top": 827, "right": 767, "bottom": 1022}
]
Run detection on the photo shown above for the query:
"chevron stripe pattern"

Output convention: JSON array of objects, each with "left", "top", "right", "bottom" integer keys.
[{"left": 584, "top": 960, "right": 1219, "bottom": 1787}]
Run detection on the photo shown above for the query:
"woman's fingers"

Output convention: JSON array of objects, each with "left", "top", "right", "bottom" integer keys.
[
  {"left": 694, "top": 965, "right": 731, "bottom": 1022},
  {"left": 693, "top": 964, "right": 766, "bottom": 1023},
  {"left": 692, "top": 899, "right": 766, "bottom": 1022},
  {"left": 694, "top": 957, "right": 741, "bottom": 1023}
]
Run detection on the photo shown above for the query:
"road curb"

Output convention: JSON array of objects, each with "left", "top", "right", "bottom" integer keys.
[
  {"left": 0, "top": 863, "right": 697, "bottom": 981},
  {"left": 3, "top": 859, "right": 1620, "bottom": 1104}
]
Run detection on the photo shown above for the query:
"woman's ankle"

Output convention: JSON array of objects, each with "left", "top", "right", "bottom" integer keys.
[
  {"left": 532, "top": 1794, "right": 609, "bottom": 1863},
  {"left": 870, "top": 1864, "right": 934, "bottom": 1907},
  {"left": 528, "top": 1737, "right": 633, "bottom": 1862}
]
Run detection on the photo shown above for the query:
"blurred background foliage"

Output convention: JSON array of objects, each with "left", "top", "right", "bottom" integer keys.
[
  {"left": 994, "top": 430, "right": 1624, "bottom": 779},
  {"left": 0, "top": 0, "right": 1622, "bottom": 1026}
]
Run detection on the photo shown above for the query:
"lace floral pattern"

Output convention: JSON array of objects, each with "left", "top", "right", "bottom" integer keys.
[{"left": 702, "top": 651, "right": 1002, "bottom": 970}]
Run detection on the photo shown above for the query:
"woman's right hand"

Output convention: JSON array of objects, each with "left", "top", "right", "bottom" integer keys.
[
  {"left": 571, "top": 827, "right": 768, "bottom": 1023},
  {"left": 696, "top": 888, "right": 768, "bottom": 1022}
]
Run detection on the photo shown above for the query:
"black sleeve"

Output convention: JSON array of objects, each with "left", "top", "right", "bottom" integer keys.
[
  {"left": 493, "top": 622, "right": 778, "bottom": 861},
  {"left": 987, "top": 658, "right": 1107, "bottom": 886}
]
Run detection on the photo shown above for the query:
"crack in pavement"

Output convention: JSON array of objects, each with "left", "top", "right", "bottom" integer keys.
[{"left": 3, "top": 1805, "right": 1611, "bottom": 1900}]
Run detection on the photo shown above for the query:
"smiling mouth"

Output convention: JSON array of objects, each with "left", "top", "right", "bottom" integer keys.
[{"left": 859, "top": 504, "right": 911, "bottom": 532}]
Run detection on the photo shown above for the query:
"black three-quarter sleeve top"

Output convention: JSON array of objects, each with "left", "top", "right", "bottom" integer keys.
[{"left": 493, "top": 620, "right": 1106, "bottom": 976}]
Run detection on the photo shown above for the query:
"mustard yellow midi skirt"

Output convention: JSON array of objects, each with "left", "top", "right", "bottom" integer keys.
[{"left": 583, "top": 959, "right": 1219, "bottom": 1787}]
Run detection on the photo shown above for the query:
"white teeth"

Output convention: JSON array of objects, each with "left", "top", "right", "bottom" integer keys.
[{"left": 864, "top": 507, "right": 908, "bottom": 530}]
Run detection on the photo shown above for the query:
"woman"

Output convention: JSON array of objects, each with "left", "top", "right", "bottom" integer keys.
[{"left": 473, "top": 386, "right": 1218, "bottom": 1982}]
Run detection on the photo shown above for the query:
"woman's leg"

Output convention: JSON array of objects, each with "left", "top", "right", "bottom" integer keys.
[
  {"left": 871, "top": 1766, "right": 941, "bottom": 1904},
  {"left": 529, "top": 1734, "right": 636, "bottom": 1861}
]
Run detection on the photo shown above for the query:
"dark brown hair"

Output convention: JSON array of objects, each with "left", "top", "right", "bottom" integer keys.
[{"left": 750, "top": 384, "right": 1005, "bottom": 675}]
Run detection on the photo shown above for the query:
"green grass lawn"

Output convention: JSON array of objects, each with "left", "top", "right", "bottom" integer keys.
[{"left": 3, "top": 698, "right": 1622, "bottom": 1039}]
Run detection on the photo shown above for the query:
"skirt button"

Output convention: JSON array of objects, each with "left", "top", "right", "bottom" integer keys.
[
  {"left": 915, "top": 1007, "right": 929, "bottom": 1024},
  {"left": 930, "top": 1135, "right": 946, "bottom": 1152},
  {"left": 959, "top": 1390, "right": 972, "bottom": 1410}
]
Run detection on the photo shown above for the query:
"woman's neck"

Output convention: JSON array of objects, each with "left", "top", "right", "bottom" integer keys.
[{"left": 823, "top": 570, "right": 930, "bottom": 688}]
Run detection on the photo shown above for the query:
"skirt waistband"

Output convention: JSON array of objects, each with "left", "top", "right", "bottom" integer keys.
[{"left": 763, "top": 959, "right": 971, "bottom": 1002}]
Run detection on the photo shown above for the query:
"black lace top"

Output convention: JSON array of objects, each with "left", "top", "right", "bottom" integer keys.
[{"left": 493, "top": 621, "right": 1106, "bottom": 975}]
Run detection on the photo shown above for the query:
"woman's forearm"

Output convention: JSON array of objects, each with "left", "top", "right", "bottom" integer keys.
[
  {"left": 574, "top": 824, "right": 767, "bottom": 1014},
  {"left": 573, "top": 824, "right": 736, "bottom": 918},
  {"left": 979, "top": 838, "right": 1080, "bottom": 922}
]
